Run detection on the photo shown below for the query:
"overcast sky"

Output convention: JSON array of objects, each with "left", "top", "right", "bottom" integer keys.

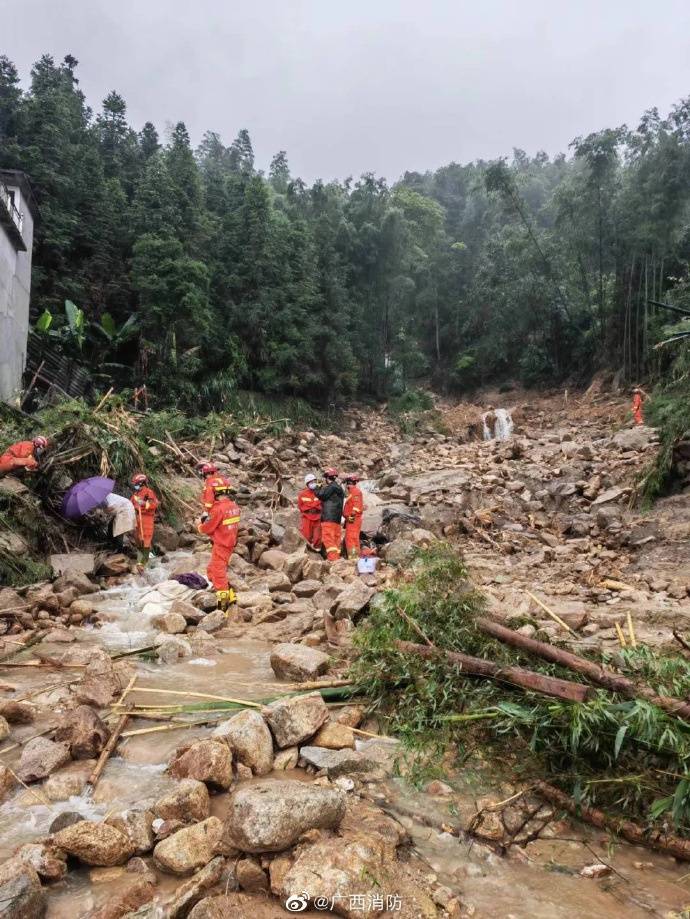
[{"left": 3, "top": 0, "right": 690, "bottom": 183}]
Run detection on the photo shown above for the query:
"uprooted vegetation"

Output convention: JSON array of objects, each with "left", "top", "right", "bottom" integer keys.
[
  {"left": 352, "top": 544, "right": 690, "bottom": 838},
  {"left": 0, "top": 394, "right": 337, "bottom": 586}
]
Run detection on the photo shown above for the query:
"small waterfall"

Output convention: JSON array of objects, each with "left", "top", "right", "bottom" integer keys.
[
  {"left": 494, "top": 408, "right": 514, "bottom": 441},
  {"left": 481, "top": 408, "right": 514, "bottom": 441}
]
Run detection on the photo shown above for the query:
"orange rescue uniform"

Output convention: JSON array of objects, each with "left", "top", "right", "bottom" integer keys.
[
  {"left": 297, "top": 487, "right": 322, "bottom": 548},
  {"left": 632, "top": 392, "right": 644, "bottom": 426},
  {"left": 0, "top": 441, "right": 38, "bottom": 477},
  {"left": 343, "top": 485, "right": 364, "bottom": 558},
  {"left": 198, "top": 496, "right": 241, "bottom": 590},
  {"left": 201, "top": 474, "right": 232, "bottom": 511},
  {"left": 130, "top": 486, "right": 159, "bottom": 549}
]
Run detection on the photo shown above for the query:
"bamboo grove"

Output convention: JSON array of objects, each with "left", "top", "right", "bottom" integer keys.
[{"left": 2, "top": 53, "right": 690, "bottom": 406}]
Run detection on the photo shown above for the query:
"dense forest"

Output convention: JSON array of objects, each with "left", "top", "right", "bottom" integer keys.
[{"left": 2, "top": 53, "right": 690, "bottom": 409}]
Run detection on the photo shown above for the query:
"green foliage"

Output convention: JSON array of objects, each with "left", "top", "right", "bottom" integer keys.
[
  {"left": 353, "top": 545, "right": 690, "bottom": 828},
  {"left": 642, "top": 384, "right": 690, "bottom": 499},
  {"left": 4, "top": 52, "right": 690, "bottom": 402}
]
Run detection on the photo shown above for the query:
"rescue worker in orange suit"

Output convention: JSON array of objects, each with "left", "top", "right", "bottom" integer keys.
[
  {"left": 130, "top": 473, "right": 159, "bottom": 565},
  {"left": 343, "top": 474, "right": 364, "bottom": 559},
  {"left": 198, "top": 462, "right": 232, "bottom": 512},
  {"left": 631, "top": 386, "right": 647, "bottom": 426},
  {"left": 198, "top": 483, "right": 241, "bottom": 612},
  {"left": 0, "top": 436, "right": 48, "bottom": 477},
  {"left": 297, "top": 473, "right": 322, "bottom": 549},
  {"left": 314, "top": 468, "right": 345, "bottom": 561}
]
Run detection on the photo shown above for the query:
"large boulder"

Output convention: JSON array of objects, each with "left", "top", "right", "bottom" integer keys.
[
  {"left": 54, "top": 705, "right": 110, "bottom": 759},
  {"left": 213, "top": 711, "right": 273, "bottom": 776},
  {"left": 154, "top": 524, "right": 180, "bottom": 552},
  {"left": 152, "top": 817, "right": 224, "bottom": 875},
  {"left": 262, "top": 692, "right": 329, "bottom": 748},
  {"left": 257, "top": 549, "right": 288, "bottom": 571},
  {"left": 0, "top": 857, "right": 45, "bottom": 917},
  {"left": 17, "top": 737, "right": 71, "bottom": 783},
  {"left": 75, "top": 653, "right": 121, "bottom": 707},
  {"left": 49, "top": 552, "right": 96, "bottom": 577},
  {"left": 106, "top": 809, "right": 155, "bottom": 855},
  {"left": 52, "top": 569, "right": 98, "bottom": 595},
  {"left": 299, "top": 746, "right": 378, "bottom": 777},
  {"left": 330, "top": 582, "right": 375, "bottom": 620},
  {"left": 166, "top": 856, "right": 225, "bottom": 919},
  {"left": 169, "top": 598, "right": 206, "bottom": 624},
  {"left": 169, "top": 739, "right": 233, "bottom": 790},
  {"left": 280, "top": 833, "right": 437, "bottom": 919},
  {"left": 312, "top": 722, "right": 355, "bottom": 750},
  {"left": 153, "top": 779, "right": 210, "bottom": 823},
  {"left": 152, "top": 611, "right": 188, "bottom": 634},
  {"left": 15, "top": 842, "right": 67, "bottom": 882},
  {"left": 293, "top": 580, "right": 322, "bottom": 598},
  {"left": 224, "top": 781, "right": 346, "bottom": 853},
  {"left": 53, "top": 820, "right": 135, "bottom": 866},
  {"left": 269, "top": 643, "right": 330, "bottom": 682}
]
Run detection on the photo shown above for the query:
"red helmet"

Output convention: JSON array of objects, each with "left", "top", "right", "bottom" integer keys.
[
  {"left": 323, "top": 467, "right": 338, "bottom": 479},
  {"left": 343, "top": 473, "right": 360, "bottom": 484},
  {"left": 131, "top": 473, "right": 148, "bottom": 486},
  {"left": 199, "top": 462, "right": 218, "bottom": 477},
  {"left": 33, "top": 436, "right": 48, "bottom": 449}
]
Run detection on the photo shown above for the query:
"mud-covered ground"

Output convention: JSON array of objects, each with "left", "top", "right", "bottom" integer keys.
[{"left": 0, "top": 389, "right": 689, "bottom": 918}]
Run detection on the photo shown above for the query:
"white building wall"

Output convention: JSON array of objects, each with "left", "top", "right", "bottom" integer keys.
[{"left": 0, "top": 183, "right": 34, "bottom": 404}]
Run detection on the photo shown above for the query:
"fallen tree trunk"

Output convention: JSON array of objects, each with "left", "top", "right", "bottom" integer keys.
[
  {"left": 537, "top": 780, "right": 690, "bottom": 861},
  {"left": 393, "top": 640, "right": 592, "bottom": 702},
  {"left": 477, "top": 618, "right": 690, "bottom": 721}
]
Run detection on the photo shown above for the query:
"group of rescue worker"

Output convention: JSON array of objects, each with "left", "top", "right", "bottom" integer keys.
[
  {"left": 297, "top": 468, "right": 364, "bottom": 561},
  {"left": 0, "top": 382, "right": 653, "bottom": 618}
]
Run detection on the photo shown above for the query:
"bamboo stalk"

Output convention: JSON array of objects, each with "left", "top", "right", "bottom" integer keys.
[
  {"left": 123, "top": 687, "right": 261, "bottom": 707},
  {"left": 525, "top": 591, "right": 576, "bottom": 635},
  {"left": 394, "top": 640, "right": 592, "bottom": 703},
  {"left": 0, "top": 726, "right": 54, "bottom": 757},
  {"left": 626, "top": 611, "right": 637, "bottom": 648},
  {"left": 477, "top": 618, "right": 690, "bottom": 721},
  {"left": 538, "top": 781, "right": 690, "bottom": 862},
  {"left": 0, "top": 630, "right": 49, "bottom": 664},
  {"left": 4, "top": 763, "right": 54, "bottom": 808},
  {"left": 87, "top": 710, "right": 130, "bottom": 790},
  {"left": 615, "top": 621, "right": 628, "bottom": 648}
]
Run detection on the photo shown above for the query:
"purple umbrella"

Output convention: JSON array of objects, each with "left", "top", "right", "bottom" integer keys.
[{"left": 61, "top": 477, "right": 115, "bottom": 520}]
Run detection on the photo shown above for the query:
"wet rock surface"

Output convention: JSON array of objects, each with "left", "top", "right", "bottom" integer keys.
[
  {"left": 2, "top": 394, "right": 690, "bottom": 918},
  {"left": 224, "top": 781, "right": 346, "bottom": 853}
]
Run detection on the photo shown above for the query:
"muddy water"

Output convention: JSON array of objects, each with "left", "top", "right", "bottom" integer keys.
[
  {"left": 5, "top": 549, "right": 690, "bottom": 916},
  {"left": 0, "top": 551, "right": 286, "bottom": 916},
  {"left": 384, "top": 778, "right": 690, "bottom": 918}
]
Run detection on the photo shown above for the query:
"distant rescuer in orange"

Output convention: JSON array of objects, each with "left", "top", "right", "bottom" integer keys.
[
  {"left": 198, "top": 482, "right": 241, "bottom": 612},
  {"left": 343, "top": 473, "right": 364, "bottom": 559},
  {"left": 130, "top": 473, "right": 159, "bottom": 565},
  {"left": 297, "top": 473, "right": 322, "bottom": 549},
  {"left": 197, "top": 462, "right": 232, "bottom": 511},
  {"left": 631, "top": 386, "right": 648, "bottom": 425},
  {"left": 0, "top": 436, "right": 48, "bottom": 477},
  {"left": 314, "top": 468, "right": 345, "bottom": 562}
]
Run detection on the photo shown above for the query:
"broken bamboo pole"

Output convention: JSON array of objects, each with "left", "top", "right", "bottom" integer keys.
[
  {"left": 393, "top": 640, "right": 593, "bottom": 703},
  {"left": 476, "top": 618, "right": 690, "bottom": 721},
  {"left": 87, "top": 710, "right": 130, "bottom": 790},
  {"left": 537, "top": 780, "right": 690, "bottom": 862}
]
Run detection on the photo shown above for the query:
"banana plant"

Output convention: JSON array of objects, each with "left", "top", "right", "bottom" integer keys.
[{"left": 91, "top": 311, "right": 139, "bottom": 350}]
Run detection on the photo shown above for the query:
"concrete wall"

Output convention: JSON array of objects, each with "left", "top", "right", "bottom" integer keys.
[{"left": 0, "top": 182, "right": 34, "bottom": 404}]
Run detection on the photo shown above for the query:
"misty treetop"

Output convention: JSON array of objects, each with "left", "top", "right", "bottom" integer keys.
[{"left": 2, "top": 53, "right": 690, "bottom": 408}]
